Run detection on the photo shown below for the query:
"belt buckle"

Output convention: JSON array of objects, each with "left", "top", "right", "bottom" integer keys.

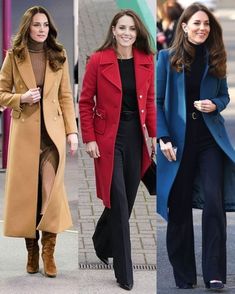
[{"left": 192, "top": 112, "right": 197, "bottom": 120}]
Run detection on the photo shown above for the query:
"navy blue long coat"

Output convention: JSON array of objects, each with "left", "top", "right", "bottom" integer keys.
[{"left": 157, "top": 49, "right": 235, "bottom": 220}]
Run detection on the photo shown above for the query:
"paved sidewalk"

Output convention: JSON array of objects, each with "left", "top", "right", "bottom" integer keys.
[
  {"left": 0, "top": 145, "right": 155, "bottom": 294},
  {"left": 0, "top": 221, "right": 155, "bottom": 294},
  {"left": 77, "top": 135, "right": 156, "bottom": 266}
]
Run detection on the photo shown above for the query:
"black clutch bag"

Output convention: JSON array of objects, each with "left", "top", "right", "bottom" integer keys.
[{"left": 141, "top": 159, "right": 156, "bottom": 195}]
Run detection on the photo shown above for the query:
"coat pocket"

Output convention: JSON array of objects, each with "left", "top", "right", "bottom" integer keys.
[
  {"left": 11, "top": 109, "right": 21, "bottom": 119},
  {"left": 218, "top": 115, "right": 225, "bottom": 124},
  {"left": 94, "top": 107, "right": 106, "bottom": 135},
  {"left": 213, "top": 114, "right": 225, "bottom": 125}
]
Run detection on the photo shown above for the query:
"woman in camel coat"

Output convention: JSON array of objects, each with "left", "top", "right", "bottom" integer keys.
[{"left": 0, "top": 6, "right": 78, "bottom": 277}]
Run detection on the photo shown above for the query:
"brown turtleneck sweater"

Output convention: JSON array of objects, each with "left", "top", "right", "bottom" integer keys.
[
  {"left": 28, "top": 38, "right": 46, "bottom": 89},
  {"left": 28, "top": 38, "right": 49, "bottom": 139}
]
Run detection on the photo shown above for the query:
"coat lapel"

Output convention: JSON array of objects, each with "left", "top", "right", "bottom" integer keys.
[
  {"left": 100, "top": 48, "right": 153, "bottom": 93},
  {"left": 15, "top": 48, "right": 60, "bottom": 96},
  {"left": 100, "top": 49, "right": 122, "bottom": 91},
  {"left": 43, "top": 59, "right": 57, "bottom": 97},
  {"left": 133, "top": 48, "right": 152, "bottom": 93},
  {"left": 176, "top": 70, "right": 186, "bottom": 123},
  {"left": 15, "top": 48, "right": 37, "bottom": 89}
]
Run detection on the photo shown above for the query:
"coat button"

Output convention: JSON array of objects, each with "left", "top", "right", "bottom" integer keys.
[
  {"left": 52, "top": 99, "right": 56, "bottom": 103},
  {"left": 54, "top": 117, "right": 57, "bottom": 121},
  {"left": 139, "top": 95, "right": 143, "bottom": 99},
  {"left": 143, "top": 123, "right": 146, "bottom": 128},
  {"left": 141, "top": 109, "right": 144, "bottom": 113},
  {"left": 19, "top": 84, "right": 23, "bottom": 89},
  {"left": 21, "top": 118, "right": 25, "bottom": 122}
]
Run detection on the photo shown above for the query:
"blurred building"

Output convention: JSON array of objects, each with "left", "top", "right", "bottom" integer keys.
[{"left": 178, "top": 0, "right": 218, "bottom": 11}]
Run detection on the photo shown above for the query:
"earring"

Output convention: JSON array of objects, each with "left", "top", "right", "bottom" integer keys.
[{"left": 184, "top": 31, "right": 188, "bottom": 38}]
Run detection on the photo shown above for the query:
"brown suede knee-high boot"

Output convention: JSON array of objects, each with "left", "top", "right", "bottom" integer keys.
[
  {"left": 41, "top": 231, "right": 57, "bottom": 277},
  {"left": 25, "top": 231, "right": 40, "bottom": 274}
]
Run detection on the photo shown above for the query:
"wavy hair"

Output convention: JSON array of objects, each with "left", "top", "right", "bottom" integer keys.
[
  {"left": 96, "top": 9, "right": 154, "bottom": 55},
  {"left": 170, "top": 3, "right": 226, "bottom": 78},
  {"left": 12, "top": 6, "right": 65, "bottom": 71}
]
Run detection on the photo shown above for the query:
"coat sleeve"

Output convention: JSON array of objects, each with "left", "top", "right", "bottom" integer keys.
[
  {"left": 210, "top": 78, "right": 230, "bottom": 113},
  {"left": 58, "top": 49, "right": 78, "bottom": 135},
  {"left": 145, "top": 55, "right": 156, "bottom": 138},
  {"left": 0, "top": 51, "right": 22, "bottom": 111},
  {"left": 157, "top": 50, "right": 171, "bottom": 139},
  {"left": 79, "top": 52, "right": 99, "bottom": 143}
]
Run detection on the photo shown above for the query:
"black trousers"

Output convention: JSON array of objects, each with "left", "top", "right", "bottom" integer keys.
[
  {"left": 93, "top": 112, "right": 142, "bottom": 284},
  {"left": 167, "top": 116, "right": 226, "bottom": 287}
]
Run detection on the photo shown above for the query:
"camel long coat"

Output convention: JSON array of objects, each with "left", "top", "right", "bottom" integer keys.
[{"left": 0, "top": 49, "right": 77, "bottom": 238}]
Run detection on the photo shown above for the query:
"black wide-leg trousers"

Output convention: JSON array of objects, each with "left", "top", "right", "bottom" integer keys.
[
  {"left": 93, "top": 112, "right": 142, "bottom": 284},
  {"left": 166, "top": 117, "right": 226, "bottom": 287}
]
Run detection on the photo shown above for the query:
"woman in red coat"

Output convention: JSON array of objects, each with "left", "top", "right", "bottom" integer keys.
[{"left": 79, "top": 9, "right": 156, "bottom": 290}]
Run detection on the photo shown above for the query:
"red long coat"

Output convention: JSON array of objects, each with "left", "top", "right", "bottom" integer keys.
[{"left": 79, "top": 48, "right": 156, "bottom": 208}]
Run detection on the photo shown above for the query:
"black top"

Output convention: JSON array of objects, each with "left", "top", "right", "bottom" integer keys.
[
  {"left": 160, "top": 43, "right": 206, "bottom": 144},
  {"left": 185, "top": 43, "right": 206, "bottom": 112},
  {"left": 118, "top": 58, "right": 138, "bottom": 112}
]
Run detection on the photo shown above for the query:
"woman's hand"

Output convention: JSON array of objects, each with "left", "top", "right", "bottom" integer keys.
[
  {"left": 151, "top": 137, "right": 156, "bottom": 157},
  {"left": 20, "top": 88, "right": 41, "bottom": 105},
  {"left": 67, "top": 133, "right": 78, "bottom": 156},
  {"left": 0, "top": 105, "right": 6, "bottom": 112},
  {"left": 86, "top": 141, "right": 100, "bottom": 158},
  {"left": 194, "top": 99, "right": 216, "bottom": 113},
  {"left": 159, "top": 139, "right": 176, "bottom": 162}
]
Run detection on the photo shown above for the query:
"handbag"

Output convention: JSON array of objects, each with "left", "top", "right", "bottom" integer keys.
[{"left": 141, "top": 156, "right": 156, "bottom": 196}]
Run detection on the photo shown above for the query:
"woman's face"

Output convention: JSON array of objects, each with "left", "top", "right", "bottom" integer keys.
[
  {"left": 112, "top": 15, "right": 137, "bottom": 50},
  {"left": 182, "top": 11, "right": 210, "bottom": 45},
  {"left": 29, "top": 13, "right": 49, "bottom": 43}
]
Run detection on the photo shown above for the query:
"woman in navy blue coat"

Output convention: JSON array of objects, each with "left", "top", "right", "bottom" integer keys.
[{"left": 157, "top": 3, "right": 235, "bottom": 290}]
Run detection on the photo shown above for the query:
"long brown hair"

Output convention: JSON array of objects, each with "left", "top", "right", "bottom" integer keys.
[
  {"left": 170, "top": 3, "right": 226, "bottom": 78},
  {"left": 96, "top": 9, "right": 154, "bottom": 54},
  {"left": 12, "top": 6, "right": 65, "bottom": 71}
]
